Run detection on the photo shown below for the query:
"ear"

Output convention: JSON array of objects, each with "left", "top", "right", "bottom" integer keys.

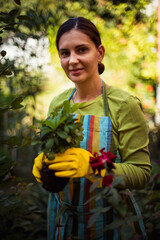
[{"left": 97, "top": 44, "right": 105, "bottom": 62}]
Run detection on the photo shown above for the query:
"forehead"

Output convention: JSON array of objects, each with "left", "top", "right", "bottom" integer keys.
[{"left": 58, "top": 29, "right": 95, "bottom": 49}]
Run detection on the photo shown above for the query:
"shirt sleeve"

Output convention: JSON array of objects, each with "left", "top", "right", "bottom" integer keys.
[{"left": 113, "top": 96, "right": 152, "bottom": 189}]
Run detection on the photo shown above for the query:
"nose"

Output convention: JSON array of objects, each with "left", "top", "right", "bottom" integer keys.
[{"left": 69, "top": 52, "right": 79, "bottom": 65}]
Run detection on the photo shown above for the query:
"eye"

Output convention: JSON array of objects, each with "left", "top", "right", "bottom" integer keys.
[
  {"left": 59, "top": 51, "right": 70, "bottom": 57},
  {"left": 77, "top": 47, "right": 87, "bottom": 54}
]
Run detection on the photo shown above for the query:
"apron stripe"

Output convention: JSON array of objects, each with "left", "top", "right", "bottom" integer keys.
[
  {"left": 85, "top": 179, "right": 90, "bottom": 239},
  {"left": 69, "top": 178, "right": 73, "bottom": 204},
  {"left": 88, "top": 115, "right": 95, "bottom": 153},
  {"left": 92, "top": 116, "right": 100, "bottom": 154},
  {"left": 99, "top": 116, "right": 111, "bottom": 152}
]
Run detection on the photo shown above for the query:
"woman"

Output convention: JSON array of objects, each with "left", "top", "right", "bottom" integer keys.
[{"left": 32, "top": 17, "right": 151, "bottom": 240}]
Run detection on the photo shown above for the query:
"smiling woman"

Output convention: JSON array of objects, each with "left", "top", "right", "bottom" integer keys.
[
  {"left": 58, "top": 30, "right": 104, "bottom": 85},
  {"left": 58, "top": 29, "right": 105, "bottom": 103},
  {"left": 32, "top": 17, "right": 151, "bottom": 240}
]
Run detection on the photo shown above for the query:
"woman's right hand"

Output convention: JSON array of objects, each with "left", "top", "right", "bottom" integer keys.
[{"left": 32, "top": 153, "right": 54, "bottom": 183}]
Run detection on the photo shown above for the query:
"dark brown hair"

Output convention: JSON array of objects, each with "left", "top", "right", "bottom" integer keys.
[{"left": 56, "top": 17, "right": 105, "bottom": 74}]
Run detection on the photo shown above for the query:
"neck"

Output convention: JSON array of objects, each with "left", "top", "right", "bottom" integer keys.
[{"left": 73, "top": 77, "right": 103, "bottom": 103}]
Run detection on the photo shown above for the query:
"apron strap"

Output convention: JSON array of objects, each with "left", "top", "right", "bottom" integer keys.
[
  {"left": 68, "top": 81, "right": 110, "bottom": 117},
  {"left": 102, "top": 80, "right": 109, "bottom": 117},
  {"left": 68, "top": 88, "right": 76, "bottom": 101}
]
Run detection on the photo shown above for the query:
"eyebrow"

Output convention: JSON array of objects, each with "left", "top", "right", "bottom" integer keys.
[{"left": 59, "top": 44, "right": 89, "bottom": 52}]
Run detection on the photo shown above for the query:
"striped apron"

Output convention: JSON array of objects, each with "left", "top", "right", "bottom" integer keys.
[{"left": 47, "top": 82, "right": 147, "bottom": 240}]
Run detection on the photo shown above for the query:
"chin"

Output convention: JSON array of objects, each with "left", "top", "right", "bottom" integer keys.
[{"left": 68, "top": 75, "right": 88, "bottom": 84}]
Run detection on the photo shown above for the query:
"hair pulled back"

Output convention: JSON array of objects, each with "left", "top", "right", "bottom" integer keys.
[{"left": 56, "top": 17, "right": 105, "bottom": 75}]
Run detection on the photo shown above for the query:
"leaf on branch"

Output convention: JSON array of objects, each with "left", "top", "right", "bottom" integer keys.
[
  {"left": 62, "top": 100, "right": 70, "bottom": 115},
  {"left": 56, "top": 130, "right": 68, "bottom": 139},
  {"left": 17, "top": 15, "right": 30, "bottom": 20},
  {"left": 89, "top": 180, "right": 101, "bottom": 193},
  {"left": 88, "top": 211, "right": 101, "bottom": 228},
  {"left": 45, "top": 138, "right": 54, "bottom": 150},
  {"left": 71, "top": 102, "right": 86, "bottom": 113},
  {"left": 1, "top": 70, "right": 13, "bottom": 76},
  {"left": 40, "top": 127, "right": 52, "bottom": 139},
  {"left": 21, "top": 136, "right": 32, "bottom": 147},
  {"left": 45, "top": 119, "right": 56, "bottom": 130},
  {"left": 103, "top": 219, "right": 124, "bottom": 231},
  {"left": 11, "top": 96, "right": 24, "bottom": 110},
  {"left": 9, "top": 9, "right": 19, "bottom": 16},
  {"left": 14, "top": 0, "right": 21, "bottom": 5},
  {"left": 112, "top": 175, "right": 125, "bottom": 187}
]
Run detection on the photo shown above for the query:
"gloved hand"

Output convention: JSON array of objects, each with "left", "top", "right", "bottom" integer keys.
[
  {"left": 32, "top": 152, "right": 55, "bottom": 183},
  {"left": 48, "top": 148, "right": 94, "bottom": 178},
  {"left": 32, "top": 148, "right": 106, "bottom": 184}
]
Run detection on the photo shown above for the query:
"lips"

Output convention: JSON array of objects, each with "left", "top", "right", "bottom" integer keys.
[{"left": 69, "top": 68, "right": 84, "bottom": 75}]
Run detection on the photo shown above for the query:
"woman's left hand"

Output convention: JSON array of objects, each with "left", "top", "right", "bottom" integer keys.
[{"left": 48, "top": 148, "right": 93, "bottom": 178}]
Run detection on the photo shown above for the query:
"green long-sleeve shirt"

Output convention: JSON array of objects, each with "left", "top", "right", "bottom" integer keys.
[{"left": 48, "top": 85, "right": 152, "bottom": 189}]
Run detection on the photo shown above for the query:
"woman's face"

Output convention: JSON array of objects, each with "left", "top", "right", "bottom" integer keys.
[{"left": 58, "top": 29, "right": 104, "bottom": 84}]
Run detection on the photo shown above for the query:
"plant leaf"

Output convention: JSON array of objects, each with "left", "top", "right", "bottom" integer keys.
[
  {"left": 112, "top": 175, "right": 125, "bottom": 187},
  {"left": 103, "top": 219, "right": 124, "bottom": 231},
  {"left": 56, "top": 130, "right": 68, "bottom": 139},
  {"left": 88, "top": 211, "right": 101, "bottom": 228},
  {"left": 89, "top": 180, "right": 100, "bottom": 193},
  {"left": 11, "top": 96, "right": 23, "bottom": 110},
  {"left": 45, "top": 138, "right": 54, "bottom": 150},
  {"left": 62, "top": 100, "right": 70, "bottom": 114},
  {"left": 40, "top": 127, "right": 52, "bottom": 139},
  {"left": 17, "top": 15, "right": 29, "bottom": 20},
  {"left": 45, "top": 119, "right": 56, "bottom": 130}
]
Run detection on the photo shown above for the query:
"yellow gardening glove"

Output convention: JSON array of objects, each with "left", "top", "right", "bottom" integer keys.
[
  {"left": 48, "top": 148, "right": 94, "bottom": 178},
  {"left": 32, "top": 149, "right": 106, "bottom": 187},
  {"left": 49, "top": 148, "right": 106, "bottom": 188},
  {"left": 32, "top": 152, "right": 55, "bottom": 183}
]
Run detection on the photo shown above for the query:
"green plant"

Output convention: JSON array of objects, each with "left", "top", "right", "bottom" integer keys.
[{"left": 33, "top": 100, "right": 84, "bottom": 160}]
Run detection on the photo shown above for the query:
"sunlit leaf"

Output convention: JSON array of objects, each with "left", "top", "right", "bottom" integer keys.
[
  {"left": 71, "top": 102, "right": 86, "bottom": 113},
  {"left": 45, "top": 119, "right": 56, "bottom": 129},
  {"left": 62, "top": 100, "right": 70, "bottom": 114},
  {"left": 11, "top": 96, "right": 23, "bottom": 110},
  {"left": 14, "top": 0, "right": 21, "bottom": 5}
]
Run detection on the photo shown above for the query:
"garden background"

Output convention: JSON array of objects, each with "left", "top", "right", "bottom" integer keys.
[{"left": 0, "top": 0, "right": 160, "bottom": 239}]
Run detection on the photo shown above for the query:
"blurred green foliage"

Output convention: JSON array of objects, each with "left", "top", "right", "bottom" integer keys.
[{"left": 0, "top": 0, "right": 159, "bottom": 239}]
